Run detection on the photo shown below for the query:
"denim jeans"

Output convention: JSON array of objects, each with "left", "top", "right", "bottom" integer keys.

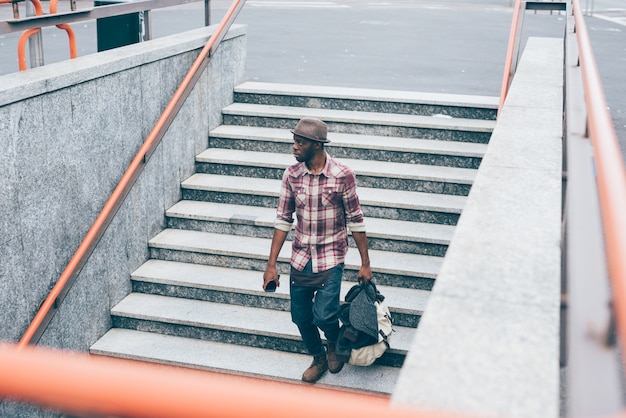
[{"left": 290, "top": 261, "right": 344, "bottom": 356}]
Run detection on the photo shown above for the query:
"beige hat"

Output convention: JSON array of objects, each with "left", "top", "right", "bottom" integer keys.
[{"left": 290, "top": 117, "right": 330, "bottom": 143}]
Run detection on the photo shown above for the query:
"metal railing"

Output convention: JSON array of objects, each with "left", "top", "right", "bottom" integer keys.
[
  {"left": 0, "top": 0, "right": 624, "bottom": 417},
  {"left": 17, "top": 0, "right": 246, "bottom": 348},
  {"left": 563, "top": 0, "right": 626, "bottom": 414},
  {"left": 0, "top": 0, "right": 212, "bottom": 70}
]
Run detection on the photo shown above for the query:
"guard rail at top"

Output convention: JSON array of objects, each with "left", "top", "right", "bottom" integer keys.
[
  {"left": 17, "top": 0, "right": 247, "bottom": 348},
  {"left": 0, "top": 0, "right": 213, "bottom": 71}
]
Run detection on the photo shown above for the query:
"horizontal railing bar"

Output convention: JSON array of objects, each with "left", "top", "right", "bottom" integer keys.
[
  {"left": 0, "top": 0, "right": 201, "bottom": 34},
  {"left": 0, "top": 344, "right": 413, "bottom": 418}
]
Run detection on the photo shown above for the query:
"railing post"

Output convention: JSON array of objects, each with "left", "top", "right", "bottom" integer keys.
[{"left": 26, "top": 0, "right": 44, "bottom": 68}]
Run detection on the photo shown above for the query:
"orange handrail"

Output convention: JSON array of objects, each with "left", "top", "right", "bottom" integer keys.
[
  {"left": 571, "top": 0, "right": 626, "bottom": 358},
  {"left": 498, "top": 0, "right": 522, "bottom": 115},
  {"left": 1, "top": 343, "right": 423, "bottom": 418},
  {"left": 18, "top": 0, "right": 246, "bottom": 348}
]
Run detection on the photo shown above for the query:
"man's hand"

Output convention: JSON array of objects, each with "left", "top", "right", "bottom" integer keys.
[
  {"left": 357, "top": 265, "right": 373, "bottom": 282},
  {"left": 263, "top": 265, "right": 280, "bottom": 290}
]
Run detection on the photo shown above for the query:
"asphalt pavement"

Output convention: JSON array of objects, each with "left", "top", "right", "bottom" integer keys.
[{"left": 0, "top": 0, "right": 624, "bottom": 157}]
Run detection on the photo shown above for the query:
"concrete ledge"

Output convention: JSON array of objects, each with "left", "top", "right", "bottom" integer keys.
[
  {"left": 0, "top": 24, "right": 246, "bottom": 107},
  {"left": 392, "top": 37, "right": 563, "bottom": 418}
]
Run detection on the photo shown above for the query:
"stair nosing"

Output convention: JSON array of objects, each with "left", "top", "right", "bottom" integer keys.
[
  {"left": 234, "top": 81, "right": 499, "bottom": 109},
  {"left": 148, "top": 228, "right": 441, "bottom": 278},
  {"left": 110, "top": 293, "right": 416, "bottom": 352},
  {"left": 166, "top": 200, "right": 455, "bottom": 245},
  {"left": 91, "top": 328, "right": 401, "bottom": 394},
  {"left": 181, "top": 173, "right": 466, "bottom": 214},
  {"left": 222, "top": 103, "right": 495, "bottom": 132},
  {"left": 197, "top": 148, "right": 477, "bottom": 184},
  {"left": 209, "top": 125, "right": 488, "bottom": 158}
]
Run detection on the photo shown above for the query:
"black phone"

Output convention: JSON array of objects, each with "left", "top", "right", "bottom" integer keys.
[{"left": 265, "top": 275, "right": 279, "bottom": 292}]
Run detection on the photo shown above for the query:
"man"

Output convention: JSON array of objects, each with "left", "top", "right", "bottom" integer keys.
[{"left": 263, "top": 117, "right": 372, "bottom": 383}]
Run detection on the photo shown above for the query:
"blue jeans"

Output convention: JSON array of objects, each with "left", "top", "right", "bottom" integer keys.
[{"left": 290, "top": 261, "right": 344, "bottom": 356}]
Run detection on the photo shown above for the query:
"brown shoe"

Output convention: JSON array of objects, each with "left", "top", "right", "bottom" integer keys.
[
  {"left": 327, "top": 343, "right": 345, "bottom": 374},
  {"left": 302, "top": 354, "right": 327, "bottom": 383}
]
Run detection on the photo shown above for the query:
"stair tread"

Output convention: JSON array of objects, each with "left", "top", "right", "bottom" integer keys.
[
  {"left": 167, "top": 200, "right": 454, "bottom": 244},
  {"left": 91, "top": 328, "right": 400, "bottom": 394},
  {"left": 132, "top": 259, "right": 430, "bottom": 314},
  {"left": 235, "top": 81, "right": 499, "bottom": 109},
  {"left": 223, "top": 103, "right": 495, "bottom": 132},
  {"left": 197, "top": 148, "right": 476, "bottom": 184},
  {"left": 182, "top": 173, "right": 466, "bottom": 214},
  {"left": 110, "top": 293, "right": 415, "bottom": 351},
  {"left": 149, "top": 228, "right": 442, "bottom": 278},
  {"left": 210, "top": 125, "right": 488, "bottom": 157}
]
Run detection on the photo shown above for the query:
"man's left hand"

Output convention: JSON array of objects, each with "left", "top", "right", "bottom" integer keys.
[{"left": 357, "top": 265, "right": 373, "bottom": 282}]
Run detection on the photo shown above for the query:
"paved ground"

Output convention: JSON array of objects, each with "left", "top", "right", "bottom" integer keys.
[{"left": 0, "top": 0, "right": 624, "bottom": 157}]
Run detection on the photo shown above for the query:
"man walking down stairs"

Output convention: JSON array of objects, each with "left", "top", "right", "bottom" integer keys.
[
  {"left": 262, "top": 117, "right": 373, "bottom": 383},
  {"left": 90, "top": 81, "right": 497, "bottom": 395}
]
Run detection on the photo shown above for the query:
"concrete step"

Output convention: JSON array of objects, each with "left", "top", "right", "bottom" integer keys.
[
  {"left": 108, "top": 292, "right": 414, "bottom": 367},
  {"left": 209, "top": 125, "right": 487, "bottom": 169},
  {"left": 90, "top": 328, "right": 400, "bottom": 395},
  {"left": 148, "top": 228, "right": 441, "bottom": 290},
  {"left": 222, "top": 103, "right": 494, "bottom": 143},
  {"left": 166, "top": 200, "right": 454, "bottom": 256},
  {"left": 233, "top": 81, "right": 498, "bottom": 121},
  {"left": 196, "top": 148, "right": 476, "bottom": 196},
  {"left": 181, "top": 173, "right": 466, "bottom": 226},
  {"left": 131, "top": 259, "right": 430, "bottom": 327}
]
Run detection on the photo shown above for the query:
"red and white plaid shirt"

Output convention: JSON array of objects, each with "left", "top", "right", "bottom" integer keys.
[{"left": 275, "top": 154, "right": 366, "bottom": 273}]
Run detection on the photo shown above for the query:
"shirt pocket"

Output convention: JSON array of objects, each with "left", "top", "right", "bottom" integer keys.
[
  {"left": 295, "top": 187, "right": 307, "bottom": 208},
  {"left": 321, "top": 187, "right": 340, "bottom": 207}
]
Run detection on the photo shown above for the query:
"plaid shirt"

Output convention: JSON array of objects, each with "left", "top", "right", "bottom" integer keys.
[{"left": 275, "top": 154, "right": 366, "bottom": 273}]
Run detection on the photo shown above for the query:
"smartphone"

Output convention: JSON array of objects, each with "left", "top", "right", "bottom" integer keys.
[{"left": 265, "top": 275, "right": 279, "bottom": 292}]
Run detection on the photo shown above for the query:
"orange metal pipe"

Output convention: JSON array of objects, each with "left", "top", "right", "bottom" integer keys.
[
  {"left": 50, "top": 0, "right": 78, "bottom": 59},
  {"left": 18, "top": 0, "right": 244, "bottom": 348},
  {"left": 55, "top": 23, "right": 78, "bottom": 58},
  {"left": 498, "top": 0, "right": 522, "bottom": 115},
  {"left": 572, "top": 0, "right": 626, "bottom": 357},
  {"left": 0, "top": 343, "right": 461, "bottom": 418},
  {"left": 14, "top": 0, "right": 44, "bottom": 71},
  {"left": 17, "top": 28, "right": 41, "bottom": 70}
]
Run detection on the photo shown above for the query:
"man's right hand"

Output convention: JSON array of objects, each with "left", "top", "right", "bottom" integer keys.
[{"left": 263, "top": 265, "right": 280, "bottom": 290}]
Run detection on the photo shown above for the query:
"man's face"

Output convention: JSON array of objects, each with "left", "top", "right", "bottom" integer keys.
[{"left": 293, "top": 135, "right": 316, "bottom": 163}]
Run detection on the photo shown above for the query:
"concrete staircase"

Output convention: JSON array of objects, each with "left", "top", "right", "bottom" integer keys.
[{"left": 90, "top": 82, "right": 497, "bottom": 395}]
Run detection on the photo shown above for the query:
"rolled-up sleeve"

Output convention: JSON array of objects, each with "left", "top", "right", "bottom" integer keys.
[
  {"left": 275, "top": 169, "right": 295, "bottom": 231},
  {"left": 342, "top": 169, "right": 366, "bottom": 233}
]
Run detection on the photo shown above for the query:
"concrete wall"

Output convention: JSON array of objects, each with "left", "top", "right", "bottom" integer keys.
[
  {"left": 392, "top": 37, "right": 563, "bottom": 418},
  {"left": 0, "top": 25, "right": 246, "bottom": 354}
]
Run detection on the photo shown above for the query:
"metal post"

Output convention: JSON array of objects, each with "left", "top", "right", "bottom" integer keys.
[
  {"left": 143, "top": 10, "right": 152, "bottom": 40},
  {"left": 26, "top": 0, "right": 44, "bottom": 68},
  {"left": 205, "top": 0, "right": 210, "bottom": 26}
]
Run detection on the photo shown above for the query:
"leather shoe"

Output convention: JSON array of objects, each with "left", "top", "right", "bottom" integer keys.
[
  {"left": 302, "top": 354, "right": 327, "bottom": 383},
  {"left": 327, "top": 343, "right": 345, "bottom": 374}
]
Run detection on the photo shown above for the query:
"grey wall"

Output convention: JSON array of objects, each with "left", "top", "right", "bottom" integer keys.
[{"left": 0, "top": 25, "right": 246, "bottom": 352}]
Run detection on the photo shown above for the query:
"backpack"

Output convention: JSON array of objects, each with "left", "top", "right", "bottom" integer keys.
[{"left": 336, "top": 280, "right": 393, "bottom": 366}]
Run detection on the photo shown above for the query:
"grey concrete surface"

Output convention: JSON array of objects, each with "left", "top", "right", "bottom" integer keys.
[
  {"left": 392, "top": 37, "right": 563, "bottom": 418},
  {"left": 0, "top": 25, "right": 246, "bottom": 347},
  {"left": 1, "top": 0, "right": 621, "bottom": 158}
]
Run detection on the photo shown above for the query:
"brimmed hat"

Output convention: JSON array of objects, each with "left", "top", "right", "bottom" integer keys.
[{"left": 290, "top": 118, "right": 330, "bottom": 143}]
